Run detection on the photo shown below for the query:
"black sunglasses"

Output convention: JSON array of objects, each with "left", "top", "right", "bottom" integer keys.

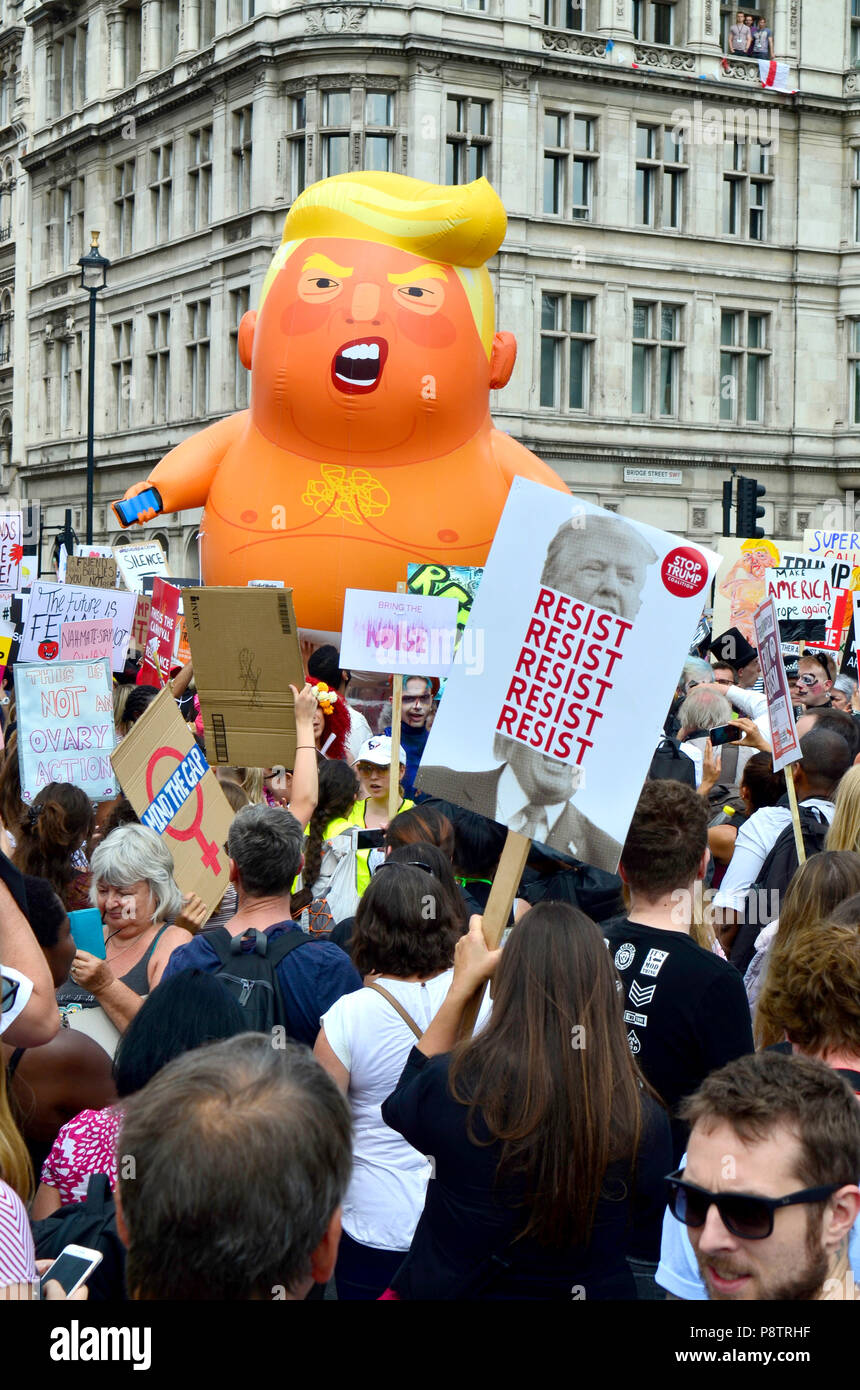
[
  {"left": 665, "top": 1169, "right": 841, "bottom": 1240},
  {"left": 373, "top": 860, "right": 434, "bottom": 876}
]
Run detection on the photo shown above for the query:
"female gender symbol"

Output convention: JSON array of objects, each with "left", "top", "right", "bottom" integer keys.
[{"left": 145, "top": 745, "right": 222, "bottom": 875}]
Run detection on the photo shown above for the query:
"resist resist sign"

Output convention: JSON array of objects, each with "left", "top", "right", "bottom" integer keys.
[
  {"left": 15, "top": 659, "right": 117, "bottom": 801},
  {"left": 416, "top": 481, "right": 720, "bottom": 873}
]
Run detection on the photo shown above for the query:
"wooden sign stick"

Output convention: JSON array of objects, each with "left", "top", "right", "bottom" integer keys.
[
  {"left": 785, "top": 763, "right": 807, "bottom": 868},
  {"left": 387, "top": 579, "right": 407, "bottom": 825},
  {"left": 459, "top": 828, "right": 531, "bottom": 1039}
]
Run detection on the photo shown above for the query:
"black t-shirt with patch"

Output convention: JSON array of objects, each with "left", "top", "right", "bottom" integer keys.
[{"left": 603, "top": 918, "right": 754, "bottom": 1161}]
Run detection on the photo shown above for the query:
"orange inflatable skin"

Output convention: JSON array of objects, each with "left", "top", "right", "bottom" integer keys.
[{"left": 125, "top": 233, "right": 567, "bottom": 633}]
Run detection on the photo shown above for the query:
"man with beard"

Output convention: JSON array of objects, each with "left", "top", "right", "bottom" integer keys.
[{"left": 666, "top": 1051, "right": 860, "bottom": 1301}]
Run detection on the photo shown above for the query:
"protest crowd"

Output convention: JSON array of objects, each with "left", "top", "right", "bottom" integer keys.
[{"left": 1, "top": 578, "right": 860, "bottom": 1308}]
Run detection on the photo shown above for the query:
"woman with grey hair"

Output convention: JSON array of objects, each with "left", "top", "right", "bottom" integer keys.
[
  {"left": 830, "top": 674, "right": 858, "bottom": 713},
  {"left": 60, "top": 824, "right": 192, "bottom": 1042}
]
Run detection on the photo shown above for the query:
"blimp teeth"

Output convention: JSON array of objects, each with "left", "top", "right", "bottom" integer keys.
[{"left": 341, "top": 342, "right": 380, "bottom": 361}]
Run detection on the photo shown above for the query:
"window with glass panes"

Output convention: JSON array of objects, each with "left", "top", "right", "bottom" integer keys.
[
  {"left": 112, "top": 319, "right": 134, "bottom": 430},
  {"left": 147, "top": 310, "right": 170, "bottom": 424},
  {"left": 446, "top": 97, "right": 492, "bottom": 184},
  {"left": 632, "top": 301, "right": 684, "bottom": 417},
  {"left": 850, "top": 321, "right": 860, "bottom": 425},
  {"left": 723, "top": 138, "right": 773, "bottom": 240},
  {"left": 113, "top": 160, "right": 135, "bottom": 256},
  {"left": 59, "top": 177, "right": 84, "bottom": 268},
  {"left": 853, "top": 149, "right": 860, "bottom": 243},
  {"left": 635, "top": 124, "right": 685, "bottom": 229},
  {"left": 543, "top": 0, "right": 593, "bottom": 30},
  {"left": 161, "top": 0, "right": 179, "bottom": 67},
  {"left": 232, "top": 107, "right": 252, "bottom": 211},
  {"left": 149, "top": 144, "right": 172, "bottom": 242},
  {"left": 230, "top": 287, "right": 250, "bottom": 408},
  {"left": 853, "top": 0, "right": 860, "bottom": 64},
  {"left": 364, "top": 91, "right": 394, "bottom": 173},
  {"left": 289, "top": 95, "right": 306, "bottom": 199},
  {"left": 632, "top": 0, "right": 679, "bottom": 43},
  {"left": 188, "top": 127, "right": 212, "bottom": 231},
  {"left": 321, "top": 90, "right": 350, "bottom": 178},
  {"left": 539, "top": 292, "right": 595, "bottom": 412},
  {"left": 187, "top": 300, "right": 210, "bottom": 417},
  {"left": 543, "top": 111, "right": 597, "bottom": 219},
  {"left": 719, "top": 309, "right": 768, "bottom": 422}
]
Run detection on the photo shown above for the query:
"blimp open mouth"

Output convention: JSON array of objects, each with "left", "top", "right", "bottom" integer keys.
[{"left": 331, "top": 337, "right": 388, "bottom": 394}]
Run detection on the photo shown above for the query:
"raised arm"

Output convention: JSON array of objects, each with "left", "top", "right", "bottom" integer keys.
[{"left": 122, "top": 411, "right": 248, "bottom": 519}]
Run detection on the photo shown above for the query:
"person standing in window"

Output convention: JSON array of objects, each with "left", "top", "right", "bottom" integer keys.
[
  {"left": 729, "top": 10, "right": 751, "bottom": 54},
  {"left": 751, "top": 15, "right": 774, "bottom": 59}
]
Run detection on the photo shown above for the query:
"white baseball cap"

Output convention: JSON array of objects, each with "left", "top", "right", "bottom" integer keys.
[{"left": 357, "top": 735, "right": 406, "bottom": 767}]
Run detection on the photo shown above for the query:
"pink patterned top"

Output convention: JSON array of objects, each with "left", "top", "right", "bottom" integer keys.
[
  {"left": 40, "top": 1106, "right": 124, "bottom": 1207},
  {"left": 0, "top": 1180, "right": 35, "bottom": 1288}
]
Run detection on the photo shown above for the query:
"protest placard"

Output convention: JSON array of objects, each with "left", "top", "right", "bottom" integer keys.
[
  {"left": 111, "top": 686, "right": 234, "bottom": 920},
  {"left": 60, "top": 620, "right": 114, "bottom": 665},
  {"left": 406, "top": 563, "right": 483, "bottom": 630},
  {"left": 0, "top": 512, "right": 22, "bottom": 590},
  {"left": 753, "top": 597, "right": 802, "bottom": 773},
  {"left": 0, "top": 615, "right": 16, "bottom": 684},
  {"left": 18, "top": 581, "right": 136, "bottom": 671},
  {"left": 75, "top": 544, "right": 115, "bottom": 559},
  {"left": 138, "top": 578, "right": 181, "bottom": 686},
  {"left": 65, "top": 555, "right": 119, "bottom": 590},
  {"left": 185, "top": 587, "right": 305, "bottom": 766},
  {"left": 340, "top": 589, "right": 459, "bottom": 679},
  {"left": 20, "top": 502, "right": 40, "bottom": 590},
  {"left": 130, "top": 594, "right": 152, "bottom": 654},
  {"left": 416, "top": 481, "right": 720, "bottom": 874},
  {"left": 15, "top": 659, "right": 117, "bottom": 802},
  {"left": 114, "top": 539, "right": 170, "bottom": 595},
  {"left": 803, "top": 530, "right": 860, "bottom": 566}
]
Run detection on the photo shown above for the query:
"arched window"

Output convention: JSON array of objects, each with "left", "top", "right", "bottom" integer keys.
[
  {"left": 0, "top": 416, "right": 12, "bottom": 474},
  {"left": 183, "top": 528, "right": 199, "bottom": 577}
]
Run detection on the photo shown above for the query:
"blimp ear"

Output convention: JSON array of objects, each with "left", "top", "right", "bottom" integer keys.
[
  {"left": 238, "top": 311, "right": 257, "bottom": 369},
  {"left": 489, "top": 331, "right": 517, "bottom": 390}
]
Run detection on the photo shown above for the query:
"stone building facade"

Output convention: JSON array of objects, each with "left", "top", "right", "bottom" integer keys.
[{"left": 5, "top": 0, "right": 860, "bottom": 568}]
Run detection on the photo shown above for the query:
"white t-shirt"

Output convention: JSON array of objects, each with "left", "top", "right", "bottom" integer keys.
[
  {"left": 321, "top": 970, "right": 492, "bottom": 1251},
  {"left": 711, "top": 798, "right": 834, "bottom": 913},
  {"left": 0, "top": 965, "right": 32, "bottom": 1036}
]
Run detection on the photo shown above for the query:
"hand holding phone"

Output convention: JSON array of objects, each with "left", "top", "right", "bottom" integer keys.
[
  {"left": 709, "top": 723, "right": 743, "bottom": 746},
  {"left": 112, "top": 487, "right": 163, "bottom": 528},
  {"left": 39, "top": 1245, "right": 102, "bottom": 1298}
]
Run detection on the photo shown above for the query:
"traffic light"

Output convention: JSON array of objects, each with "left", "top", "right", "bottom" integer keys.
[{"left": 735, "top": 475, "right": 766, "bottom": 539}]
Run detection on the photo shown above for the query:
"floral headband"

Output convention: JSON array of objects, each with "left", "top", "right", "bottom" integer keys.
[{"left": 312, "top": 682, "right": 338, "bottom": 717}]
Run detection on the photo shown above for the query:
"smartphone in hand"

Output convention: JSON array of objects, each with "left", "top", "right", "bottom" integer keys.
[
  {"left": 39, "top": 1244, "right": 103, "bottom": 1298},
  {"left": 112, "top": 487, "right": 163, "bottom": 528}
]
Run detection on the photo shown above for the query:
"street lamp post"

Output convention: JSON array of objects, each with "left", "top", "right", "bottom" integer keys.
[{"left": 78, "top": 231, "right": 110, "bottom": 545}]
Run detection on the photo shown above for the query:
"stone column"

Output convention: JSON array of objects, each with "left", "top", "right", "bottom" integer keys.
[
  {"left": 498, "top": 70, "right": 530, "bottom": 218},
  {"left": 179, "top": 0, "right": 200, "bottom": 57},
  {"left": 686, "top": 0, "right": 721, "bottom": 56},
  {"left": 599, "top": 0, "right": 633, "bottom": 39},
  {"left": 106, "top": 8, "right": 127, "bottom": 93},
  {"left": 139, "top": 0, "right": 161, "bottom": 77}
]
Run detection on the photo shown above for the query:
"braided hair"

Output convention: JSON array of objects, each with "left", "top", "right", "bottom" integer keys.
[{"left": 291, "top": 759, "right": 359, "bottom": 914}]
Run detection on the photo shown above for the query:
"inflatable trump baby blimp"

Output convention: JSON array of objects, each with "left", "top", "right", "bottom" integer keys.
[{"left": 116, "top": 172, "right": 567, "bottom": 634}]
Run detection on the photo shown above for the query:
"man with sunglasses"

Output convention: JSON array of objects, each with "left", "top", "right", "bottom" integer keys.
[{"left": 664, "top": 1052, "right": 860, "bottom": 1301}]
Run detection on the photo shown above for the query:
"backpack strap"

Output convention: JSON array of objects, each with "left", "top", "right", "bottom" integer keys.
[
  {"left": 365, "top": 982, "right": 423, "bottom": 1040},
  {"left": 84, "top": 1172, "right": 114, "bottom": 1216},
  {"left": 204, "top": 925, "right": 312, "bottom": 967}
]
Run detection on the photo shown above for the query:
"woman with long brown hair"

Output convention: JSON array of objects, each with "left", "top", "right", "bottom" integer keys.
[
  {"left": 381, "top": 904, "right": 671, "bottom": 1300},
  {"left": 750, "top": 851, "right": 860, "bottom": 1042},
  {"left": 754, "top": 852, "right": 860, "bottom": 1047},
  {"left": 12, "top": 782, "right": 94, "bottom": 911}
]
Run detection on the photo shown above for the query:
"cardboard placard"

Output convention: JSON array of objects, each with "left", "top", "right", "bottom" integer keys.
[
  {"left": 65, "top": 555, "right": 119, "bottom": 590},
  {"left": 75, "top": 544, "right": 115, "bottom": 559},
  {"left": 0, "top": 512, "right": 22, "bottom": 590},
  {"left": 60, "top": 620, "right": 114, "bottom": 665},
  {"left": 340, "top": 588, "right": 459, "bottom": 678},
  {"left": 185, "top": 587, "right": 305, "bottom": 766},
  {"left": 114, "top": 539, "right": 171, "bottom": 595},
  {"left": 138, "top": 578, "right": 181, "bottom": 686},
  {"left": 416, "top": 481, "right": 720, "bottom": 874},
  {"left": 753, "top": 597, "right": 802, "bottom": 772},
  {"left": 15, "top": 658, "right": 117, "bottom": 802},
  {"left": 0, "top": 615, "right": 16, "bottom": 684},
  {"left": 111, "top": 685, "right": 234, "bottom": 921},
  {"left": 18, "top": 581, "right": 136, "bottom": 672}
]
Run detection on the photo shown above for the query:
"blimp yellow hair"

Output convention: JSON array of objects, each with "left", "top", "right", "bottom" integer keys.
[{"left": 257, "top": 172, "right": 506, "bottom": 357}]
